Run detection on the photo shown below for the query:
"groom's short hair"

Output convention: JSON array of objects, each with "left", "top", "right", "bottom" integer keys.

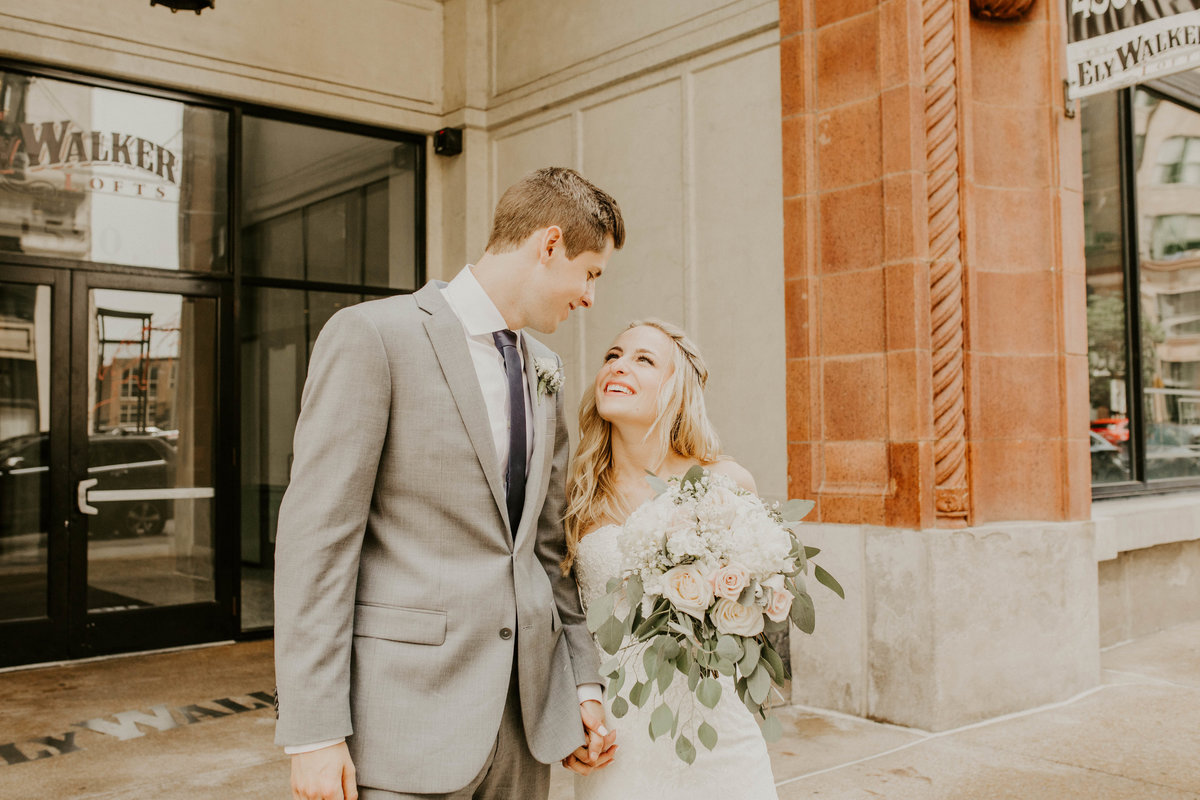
[{"left": 486, "top": 167, "right": 625, "bottom": 259}]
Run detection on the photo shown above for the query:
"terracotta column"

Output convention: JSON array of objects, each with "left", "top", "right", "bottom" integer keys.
[{"left": 779, "top": 0, "right": 1096, "bottom": 730}]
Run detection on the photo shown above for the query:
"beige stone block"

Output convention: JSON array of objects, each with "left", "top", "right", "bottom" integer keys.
[
  {"left": 788, "top": 524, "right": 868, "bottom": 717},
  {"left": 1098, "top": 556, "right": 1130, "bottom": 648},
  {"left": 1123, "top": 540, "right": 1200, "bottom": 639}
]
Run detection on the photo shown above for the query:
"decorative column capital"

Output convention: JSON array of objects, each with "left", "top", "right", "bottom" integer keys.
[{"left": 969, "top": 0, "right": 1037, "bottom": 21}]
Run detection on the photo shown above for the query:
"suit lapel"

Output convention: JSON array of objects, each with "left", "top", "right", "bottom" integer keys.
[
  {"left": 417, "top": 284, "right": 510, "bottom": 534},
  {"left": 513, "top": 340, "right": 556, "bottom": 549}
]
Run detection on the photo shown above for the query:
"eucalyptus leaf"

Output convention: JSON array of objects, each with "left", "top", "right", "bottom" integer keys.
[
  {"left": 716, "top": 635, "right": 743, "bottom": 663},
  {"left": 698, "top": 721, "right": 718, "bottom": 751},
  {"left": 763, "top": 616, "right": 788, "bottom": 634},
  {"left": 650, "top": 703, "right": 674, "bottom": 740},
  {"left": 661, "top": 638, "right": 681, "bottom": 661},
  {"left": 761, "top": 644, "right": 786, "bottom": 684},
  {"left": 586, "top": 593, "right": 616, "bottom": 633},
  {"left": 804, "top": 546, "right": 821, "bottom": 559},
  {"left": 789, "top": 591, "right": 816, "bottom": 635},
  {"left": 606, "top": 577, "right": 622, "bottom": 594},
  {"left": 625, "top": 574, "right": 644, "bottom": 607},
  {"left": 747, "top": 663, "right": 771, "bottom": 705},
  {"left": 780, "top": 498, "right": 816, "bottom": 522},
  {"left": 597, "top": 616, "right": 625, "bottom": 655},
  {"left": 611, "top": 696, "right": 629, "bottom": 719},
  {"left": 742, "top": 686, "right": 760, "bottom": 715},
  {"left": 681, "top": 464, "right": 707, "bottom": 489},
  {"left": 610, "top": 665, "right": 627, "bottom": 695},
  {"left": 644, "top": 471, "right": 670, "bottom": 496},
  {"left": 714, "top": 656, "right": 736, "bottom": 677},
  {"left": 736, "top": 580, "right": 758, "bottom": 606},
  {"left": 738, "top": 638, "right": 761, "bottom": 676},
  {"left": 675, "top": 734, "right": 697, "bottom": 765},
  {"left": 687, "top": 659, "right": 702, "bottom": 691},
  {"left": 761, "top": 713, "right": 783, "bottom": 742},
  {"left": 599, "top": 656, "right": 621, "bottom": 677},
  {"left": 676, "top": 646, "right": 692, "bottom": 676},
  {"left": 657, "top": 658, "right": 675, "bottom": 693},
  {"left": 814, "top": 563, "right": 845, "bottom": 599},
  {"left": 643, "top": 644, "right": 659, "bottom": 677},
  {"left": 697, "top": 677, "right": 723, "bottom": 709},
  {"left": 630, "top": 681, "right": 650, "bottom": 708}
]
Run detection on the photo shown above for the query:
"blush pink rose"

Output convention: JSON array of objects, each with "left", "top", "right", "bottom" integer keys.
[
  {"left": 712, "top": 598, "right": 764, "bottom": 637},
  {"left": 711, "top": 563, "right": 750, "bottom": 601},
  {"left": 662, "top": 564, "right": 714, "bottom": 621},
  {"left": 764, "top": 586, "right": 794, "bottom": 623}
]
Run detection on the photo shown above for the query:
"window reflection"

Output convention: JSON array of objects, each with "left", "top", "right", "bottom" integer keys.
[
  {"left": 0, "top": 71, "right": 228, "bottom": 271},
  {"left": 1135, "top": 89, "right": 1200, "bottom": 480},
  {"left": 1082, "top": 92, "right": 1134, "bottom": 484}
]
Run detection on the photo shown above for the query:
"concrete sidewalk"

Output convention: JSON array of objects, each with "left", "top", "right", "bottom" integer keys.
[{"left": 1, "top": 623, "right": 1196, "bottom": 799}]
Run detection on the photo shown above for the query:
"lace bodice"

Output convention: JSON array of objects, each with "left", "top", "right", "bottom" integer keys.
[{"left": 575, "top": 524, "right": 624, "bottom": 617}]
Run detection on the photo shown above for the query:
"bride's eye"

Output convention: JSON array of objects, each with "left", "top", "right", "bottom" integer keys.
[
  {"left": 639, "top": 356, "right": 654, "bottom": 365},
  {"left": 603, "top": 352, "right": 618, "bottom": 362}
]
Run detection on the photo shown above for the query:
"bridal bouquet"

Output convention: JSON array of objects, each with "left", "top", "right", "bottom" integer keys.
[{"left": 585, "top": 466, "right": 842, "bottom": 764}]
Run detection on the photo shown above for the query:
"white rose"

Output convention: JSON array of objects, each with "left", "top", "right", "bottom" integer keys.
[
  {"left": 661, "top": 564, "right": 714, "bottom": 621},
  {"left": 712, "top": 598, "right": 765, "bottom": 637},
  {"left": 696, "top": 485, "right": 739, "bottom": 529},
  {"left": 764, "top": 586, "right": 793, "bottom": 623}
]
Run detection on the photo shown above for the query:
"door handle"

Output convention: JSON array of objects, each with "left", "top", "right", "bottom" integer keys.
[{"left": 78, "top": 478, "right": 99, "bottom": 515}]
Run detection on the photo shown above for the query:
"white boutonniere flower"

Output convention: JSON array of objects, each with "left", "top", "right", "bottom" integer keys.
[{"left": 533, "top": 357, "right": 564, "bottom": 400}]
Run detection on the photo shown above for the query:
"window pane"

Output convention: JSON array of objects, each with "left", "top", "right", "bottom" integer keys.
[
  {"left": 240, "top": 116, "right": 419, "bottom": 289},
  {"left": 1134, "top": 89, "right": 1200, "bottom": 481},
  {"left": 239, "top": 286, "right": 364, "bottom": 630},
  {"left": 1082, "top": 91, "right": 1133, "bottom": 484},
  {"left": 0, "top": 71, "right": 229, "bottom": 271}
]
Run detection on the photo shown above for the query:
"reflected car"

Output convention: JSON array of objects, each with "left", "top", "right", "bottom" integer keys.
[
  {"left": 1090, "top": 432, "right": 1128, "bottom": 484},
  {"left": 1145, "top": 422, "right": 1200, "bottom": 480},
  {"left": 0, "top": 433, "right": 176, "bottom": 538},
  {"left": 1090, "top": 417, "right": 1130, "bottom": 446}
]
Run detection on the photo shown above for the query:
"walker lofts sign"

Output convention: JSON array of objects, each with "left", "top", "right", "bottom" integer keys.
[
  {"left": 1067, "top": 0, "right": 1200, "bottom": 99},
  {"left": 0, "top": 120, "right": 182, "bottom": 199}
]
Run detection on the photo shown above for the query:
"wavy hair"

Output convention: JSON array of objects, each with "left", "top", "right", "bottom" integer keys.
[{"left": 562, "top": 319, "right": 721, "bottom": 574}]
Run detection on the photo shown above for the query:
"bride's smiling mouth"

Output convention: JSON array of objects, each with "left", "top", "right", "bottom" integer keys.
[{"left": 604, "top": 381, "right": 635, "bottom": 395}]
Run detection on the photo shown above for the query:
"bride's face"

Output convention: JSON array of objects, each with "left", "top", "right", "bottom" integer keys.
[{"left": 594, "top": 325, "right": 676, "bottom": 427}]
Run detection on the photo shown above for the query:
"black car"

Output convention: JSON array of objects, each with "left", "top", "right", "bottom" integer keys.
[{"left": 0, "top": 432, "right": 177, "bottom": 538}]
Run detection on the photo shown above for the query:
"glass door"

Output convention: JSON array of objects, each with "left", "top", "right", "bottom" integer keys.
[
  {"left": 0, "top": 266, "right": 69, "bottom": 667},
  {"left": 72, "top": 270, "right": 233, "bottom": 656}
]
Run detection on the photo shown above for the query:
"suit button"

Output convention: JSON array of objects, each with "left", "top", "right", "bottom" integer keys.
[{"left": 499, "top": 627, "right": 513, "bottom": 640}]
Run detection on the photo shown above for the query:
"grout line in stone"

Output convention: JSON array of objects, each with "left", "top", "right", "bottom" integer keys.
[{"left": 1102, "top": 668, "right": 1200, "bottom": 691}]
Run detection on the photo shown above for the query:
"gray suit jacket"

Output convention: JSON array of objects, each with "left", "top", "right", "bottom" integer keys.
[{"left": 273, "top": 282, "right": 600, "bottom": 794}]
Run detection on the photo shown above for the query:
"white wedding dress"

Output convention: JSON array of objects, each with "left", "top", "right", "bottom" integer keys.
[{"left": 573, "top": 524, "right": 779, "bottom": 799}]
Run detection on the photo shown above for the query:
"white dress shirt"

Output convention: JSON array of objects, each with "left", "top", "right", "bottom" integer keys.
[{"left": 286, "top": 267, "right": 599, "bottom": 755}]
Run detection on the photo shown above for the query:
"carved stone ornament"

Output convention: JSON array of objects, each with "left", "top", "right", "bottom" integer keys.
[{"left": 969, "top": 0, "right": 1036, "bottom": 21}]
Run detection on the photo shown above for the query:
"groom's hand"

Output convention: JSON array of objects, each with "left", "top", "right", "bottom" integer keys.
[
  {"left": 291, "top": 742, "right": 358, "bottom": 800},
  {"left": 562, "top": 699, "right": 617, "bottom": 775}
]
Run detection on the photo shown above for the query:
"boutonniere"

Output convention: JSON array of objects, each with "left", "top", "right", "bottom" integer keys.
[{"left": 533, "top": 357, "right": 564, "bottom": 400}]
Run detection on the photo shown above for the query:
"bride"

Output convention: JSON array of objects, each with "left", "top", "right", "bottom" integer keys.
[{"left": 559, "top": 319, "right": 779, "bottom": 799}]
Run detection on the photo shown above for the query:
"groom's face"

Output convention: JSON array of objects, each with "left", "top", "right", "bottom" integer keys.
[{"left": 525, "top": 232, "right": 615, "bottom": 334}]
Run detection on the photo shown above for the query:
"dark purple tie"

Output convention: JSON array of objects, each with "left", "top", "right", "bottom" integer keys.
[{"left": 492, "top": 329, "right": 526, "bottom": 533}]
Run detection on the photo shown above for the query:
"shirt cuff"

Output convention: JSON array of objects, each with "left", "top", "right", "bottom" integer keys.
[
  {"left": 284, "top": 738, "right": 345, "bottom": 755},
  {"left": 577, "top": 683, "right": 604, "bottom": 705}
]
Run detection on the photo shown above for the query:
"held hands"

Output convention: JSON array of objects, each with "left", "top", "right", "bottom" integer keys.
[
  {"left": 561, "top": 699, "right": 618, "bottom": 775},
  {"left": 291, "top": 741, "right": 358, "bottom": 800}
]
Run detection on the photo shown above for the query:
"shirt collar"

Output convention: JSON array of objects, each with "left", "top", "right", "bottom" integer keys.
[{"left": 442, "top": 265, "right": 520, "bottom": 340}]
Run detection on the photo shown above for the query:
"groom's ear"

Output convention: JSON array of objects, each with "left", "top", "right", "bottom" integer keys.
[{"left": 538, "top": 225, "right": 564, "bottom": 264}]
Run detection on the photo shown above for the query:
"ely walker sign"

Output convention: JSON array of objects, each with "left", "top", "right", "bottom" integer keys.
[{"left": 1068, "top": 0, "right": 1200, "bottom": 98}]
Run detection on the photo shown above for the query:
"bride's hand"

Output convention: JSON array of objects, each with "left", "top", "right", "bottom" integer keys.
[{"left": 563, "top": 700, "right": 617, "bottom": 774}]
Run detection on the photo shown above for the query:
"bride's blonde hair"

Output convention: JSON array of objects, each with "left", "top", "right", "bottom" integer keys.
[{"left": 562, "top": 319, "right": 721, "bottom": 574}]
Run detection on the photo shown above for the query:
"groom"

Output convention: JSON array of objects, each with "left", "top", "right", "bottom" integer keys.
[{"left": 274, "top": 167, "right": 625, "bottom": 799}]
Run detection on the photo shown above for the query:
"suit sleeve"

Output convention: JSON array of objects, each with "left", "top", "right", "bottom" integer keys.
[
  {"left": 272, "top": 307, "right": 391, "bottom": 746},
  {"left": 535, "top": 356, "right": 602, "bottom": 689}
]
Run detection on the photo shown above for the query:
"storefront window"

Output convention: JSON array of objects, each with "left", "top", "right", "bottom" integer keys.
[
  {"left": 1082, "top": 91, "right": 1134, "bottom": 484},
  {"left": 241, "top": 116, "right": 419, "bottom": 289},
  {"left": 0, "top": 71, "right": 229, "bottom": 271},
  {"left": 1082, "top": 82, "right": 1200, "bottom": 490}
]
